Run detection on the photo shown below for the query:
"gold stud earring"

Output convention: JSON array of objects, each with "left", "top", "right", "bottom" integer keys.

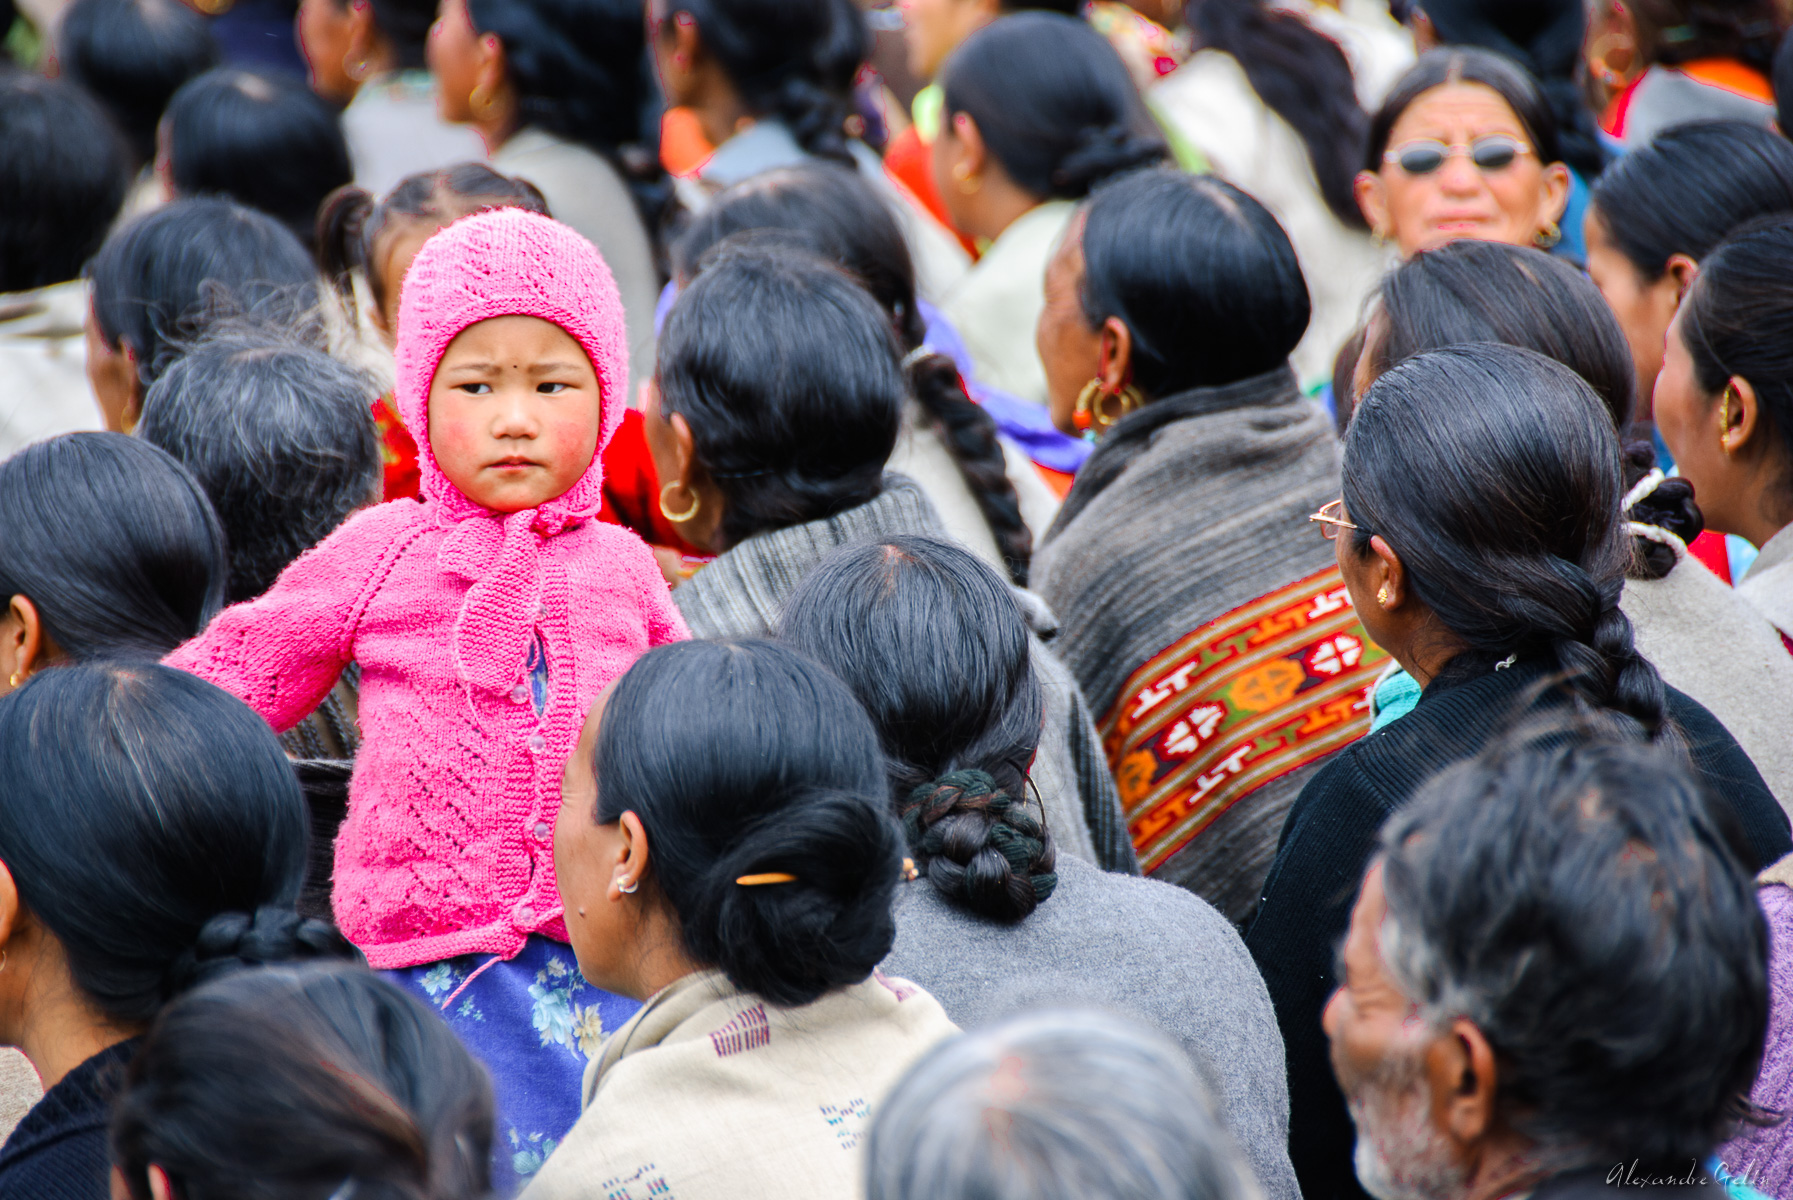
[
  {"left": 6, "top": 673, "right": 18, "bottom": 689},
  {"left": 1377, "top": 585, "right": 1390, "bottom": 606}
]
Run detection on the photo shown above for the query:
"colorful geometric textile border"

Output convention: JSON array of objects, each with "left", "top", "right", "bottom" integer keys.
[{"left": 1100, "top": 565, "right": 1388, "bottom": 873}]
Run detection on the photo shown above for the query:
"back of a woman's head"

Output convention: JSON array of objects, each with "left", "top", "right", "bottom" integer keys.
[
  {"left": 57, "top": 0, "right": 219, "bottom": 168},
  {"left": 779, "top": 538, "right": 1055, "bottom": 922},
  {"left": 941, "top": 12, "right": 1167, "bottom": 201},
  {"left": 0, "top": 71, "right": 130, "bottom": 293},
  {"left": 0, "top": 433, "right": 224, "bottom": 661},
  {"left": 1344, "top": 344, "right": 1670, "bottom": 737},
  {"left": 1368, "top": 239, "right": 1636, "bottom": 429},
  {"left": 370, "top": 0, "right": 453, "bottom": 69},
  {"left": 866, "top": 1009, "right": 1262, "bottom": 1200},
  {"left": 470, "top": 0, "right": 657, "bottom": 158},
  {"left": 139, "top": 330, "right": 381, "bottom": 603},
  {"left": 594, "top": 639, "right": 904, "bottom": 1007},
  {"left": 1679, "top": 216, "right": 1793, "bottom": 478},
  {"left": 658, "top": 240, "right": 904, "bottom": 546},
  {"left": 88, "top": 196, "right": 320, "bottom": 388},
  {"left": 1591, "top": 120, "right": 1793, "bottom": 280},
  {"left": 0, "top": 664, "right": 351, "bottom": 1027},
  {"left": 675, "top": 0, "right": 866, "bottom": 163},
  {"left": 1081, "top": 169, "right": 1309, "bottom": 395},
  {"left": 675, "top": 168, "right": 1035, "bottom": 583},
  {"left": 1629, "top": 0, "right": 1784, "bottom": 73},
  {"left": 114, "top": 963, "right": 492, "bottom": 1200},
  {"left": 165, "top": 68, "right": 352, "bottom": 250},
  {"left": 1369, "top": 48, "right": 1563, "bottom": 169}
]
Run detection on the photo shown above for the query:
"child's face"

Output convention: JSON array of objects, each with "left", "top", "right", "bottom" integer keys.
[{"left": 427, "top": 315, "right": 602, "bottom": 512}]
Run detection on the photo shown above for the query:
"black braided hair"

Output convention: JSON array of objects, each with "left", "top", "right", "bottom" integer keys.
[
  {"left": 673, "top": 164, "right": 1033, "bottom": 583},
  {"left": 162, "top": 906, "right": 357, "bottom": 1002},
  {"left": 1344, "top": 344, "right": 1674, "bottom": 741},
  {"left": 903, "top": 771, "right": 1057, "bottom": 923},
  {"left": 1620, "top": 443, "right": 1704, "bottom": 581},
  {"left": 778, "top": 537, "right": 1059, "bottom": 922}
]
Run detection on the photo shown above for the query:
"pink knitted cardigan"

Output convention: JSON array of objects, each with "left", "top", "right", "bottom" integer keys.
[{"left": 166, "top": 210, "right": 688, "bottom": 969}]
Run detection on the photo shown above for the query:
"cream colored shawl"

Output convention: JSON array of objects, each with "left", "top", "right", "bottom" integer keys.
[{"left": 521, "top": 969, "right": 958, "bottom": 1200}]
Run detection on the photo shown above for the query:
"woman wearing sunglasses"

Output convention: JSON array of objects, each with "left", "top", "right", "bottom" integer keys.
[{"left": 1354, "top": 48, "right": 1571, "bottom": 261}]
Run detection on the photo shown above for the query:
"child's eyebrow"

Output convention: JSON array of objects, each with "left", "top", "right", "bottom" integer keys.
[{"left": 526, "top": 360, "right": 587, "bottom": 375}]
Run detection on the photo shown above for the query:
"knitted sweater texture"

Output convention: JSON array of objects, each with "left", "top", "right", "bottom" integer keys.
[{"left": 168, "top": 210, "right": 688, "bottom": 968}]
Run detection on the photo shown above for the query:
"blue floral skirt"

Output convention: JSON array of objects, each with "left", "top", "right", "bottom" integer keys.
[{"left": 386, "top": 935, "right": 640, "bottom": 1191}]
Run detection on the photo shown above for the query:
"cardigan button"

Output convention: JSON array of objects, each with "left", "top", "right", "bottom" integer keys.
[
  {"left": 509, "top": 683, "right": 530, "bottom": 705},
  {"left": 527, "top": 733, "right": 547, "bottom": 754},
  {"left": 534, "top": 821, "right": 551, "bottom": 840},
  {"left": 516, "top": 904, "right": 535, "bottom": 924}
]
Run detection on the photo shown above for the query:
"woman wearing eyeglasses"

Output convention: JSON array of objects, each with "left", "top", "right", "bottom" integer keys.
[
  {"left": 1247, "top": 341, "right": 1790, "bottom": 1200},
  {"left": 1355, "top": 48, "right": 1571, "bottom": 263}
]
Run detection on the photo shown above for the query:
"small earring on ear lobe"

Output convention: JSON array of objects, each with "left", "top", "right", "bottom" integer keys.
[
  {"left": 1377, "top": 585, "right": 1390, "bottom": 607},
  {"left": 618, "top": 878, "right": 638, "bottom": 895}
]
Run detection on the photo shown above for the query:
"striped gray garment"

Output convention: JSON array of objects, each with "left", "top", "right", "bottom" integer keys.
[
  {"left": 673, "top": 473, "right": 1139, "bottom": 876},
  {"left": 1033, "top": 367, "right": 1345, "bottom": 926}
]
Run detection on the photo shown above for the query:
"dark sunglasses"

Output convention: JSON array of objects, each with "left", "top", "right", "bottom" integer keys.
[{"left": 1384, "top": 135, "right": 1534, "bottom": 176}]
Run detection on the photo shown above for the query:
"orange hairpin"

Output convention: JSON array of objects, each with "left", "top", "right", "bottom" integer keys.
[{"left": 735, "top": 872, "right": 798, "bottom": 887}]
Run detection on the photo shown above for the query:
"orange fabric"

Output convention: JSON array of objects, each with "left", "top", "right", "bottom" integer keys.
[
  {"left": 1037, "top": 464, "right": 1077, "bottom": 499},
  {"left": 373, "top": 392, "right": 421, "bottom": 502},
  {"left": 660, "top": 106, "right": 715, "bottom": 178},
  {"left": 1680, "top": 57, "right": 1775, "bottom": 103},
  {"left": 886, "top": 125, "right": 980, "bottom": 259}
]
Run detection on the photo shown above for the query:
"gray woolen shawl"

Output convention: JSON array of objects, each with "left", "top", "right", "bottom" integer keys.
[
  {"left": 1032, "top": 366, "right": 1342, "bottom": 923},
  {"left": 882, "top": 853, "right": 1299, "bottom": 1200},
  {"left": 673, "top": 473, "right": 1138, "bottom": 875}
]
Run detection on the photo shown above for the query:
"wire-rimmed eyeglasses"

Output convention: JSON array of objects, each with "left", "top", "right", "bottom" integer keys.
[{"left": 1309, "top": 499, "right": 1358, "bottom": 541}]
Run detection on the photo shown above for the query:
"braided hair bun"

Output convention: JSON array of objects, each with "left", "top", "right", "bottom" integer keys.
[
  {"left": 163, "top": 906, "right": 358, "bottom": 1001},
  {"left": 904, "top": 770, "right": 1057, "bottom": 922}
]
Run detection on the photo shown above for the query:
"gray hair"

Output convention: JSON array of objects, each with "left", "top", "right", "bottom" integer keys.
[
  {"left": 865, "top": 1009, "right": 1263, "bottom": 1200},
  {"left": 139, "top": 326, "right": 380, "bottom": 604},
  {"left": 1373, "top": 727, "right": 1769, "bottom": 1169}
]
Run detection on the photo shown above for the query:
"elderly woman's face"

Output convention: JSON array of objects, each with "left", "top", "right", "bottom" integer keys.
[
  {"left": 1356, "top": 83, "right": 1570, "bottom": 259},
  {"left": 1037, "top": 213, "right": 1104, "bottom": 436}
]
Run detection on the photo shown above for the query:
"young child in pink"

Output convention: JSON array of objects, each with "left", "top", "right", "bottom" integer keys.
[{"left": 167, "top": 208, "right": 686, "bottom": 1173}]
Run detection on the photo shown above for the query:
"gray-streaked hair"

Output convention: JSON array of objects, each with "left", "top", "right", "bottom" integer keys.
[
  {"left": 865, "top": 1009, "right": 1264, "bottom": 1200},
  {"left": 139, "top": 326, "right": 380, "bottom": 604},
  {"left": 1374, "top": 725, "right": 1769, "bottom": 1171}
]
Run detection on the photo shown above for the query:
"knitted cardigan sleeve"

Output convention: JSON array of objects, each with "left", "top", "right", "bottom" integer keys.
[{"left": 165, "top": 505, "right": 418, "bottom": 733}]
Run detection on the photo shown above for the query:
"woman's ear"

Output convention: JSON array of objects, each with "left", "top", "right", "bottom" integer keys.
[
  {"left": 668, "top": 411, "right": 699, "bottom": 490},
  {"left": 1367, "top": 534, "right": 1407, "bottom": 608},
  {"left": 1665, "top": 253, "right": 1700, "bottom": 304},
  {"left": 952, "top": 112, "right": 988, "bottom": 179},
  {"left": 1098, "top": 317, "right": 1134, "bottom": 393},
  {"left": 1355, "top": 170, "right": 1389, "bottom": 240},
  {"left": 0, "top": 595, "right": 46, "bottom": 696},
  {"left": 1540, "top": 162, "right": 1571, "bottom": 226},
  {"left": 1724, "top": 375, "right": 1762, "bottom": 455},
  {"left": 613, "top": 811, "right": 652, "bottom": 900}
]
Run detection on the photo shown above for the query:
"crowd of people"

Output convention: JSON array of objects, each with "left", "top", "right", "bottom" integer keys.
[{"left": 1, "top": 0, "right": 1792, "bottom": 1197}]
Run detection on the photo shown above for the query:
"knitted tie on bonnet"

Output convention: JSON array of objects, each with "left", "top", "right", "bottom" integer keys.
[{"left": 392, "top": 208, "right": 628, "bottom": 699}]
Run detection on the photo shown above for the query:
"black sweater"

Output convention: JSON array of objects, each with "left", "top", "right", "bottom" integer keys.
[
  {"left": 0, "top": 1040, "right": 138, "bottom": 1200},
  {"left": 1243, "top": 659, "right": 1791, "bottom": 1200}
]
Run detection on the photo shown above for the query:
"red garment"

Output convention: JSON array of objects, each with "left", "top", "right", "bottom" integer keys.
[
  {"left": 1689, "top": 529, "right": 1732, "bottom": 585},
  {"left": 373, "top": 393, "right": 421, "bottom": 502}
]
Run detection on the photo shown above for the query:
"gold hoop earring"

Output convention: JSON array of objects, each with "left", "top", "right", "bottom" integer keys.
[
  {"left": 659, "top": 482, "right": 701, "bottom": 524},
  {"left": 1072, "top": 378, "right": 1144, "bottom": 436},
  {"left": 1377, "top": 585, "right": 1390, "bottom": 606},
  {"left": 950, "top": 160, "right": 982, "bottom": 195},
  {"left": 1719, "top": 384, "right": 1738, "bottom": 451},
  {"left": 1534, "top": 220, "right": 1562, "bottom": 250}
]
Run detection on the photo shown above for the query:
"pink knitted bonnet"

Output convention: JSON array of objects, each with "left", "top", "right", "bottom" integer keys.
[
  {"left": 391, "top": 208, "right": 629, "bottom": 698},
  {"left": 393, "top": 206, "right": 628, "bottom": 522}
]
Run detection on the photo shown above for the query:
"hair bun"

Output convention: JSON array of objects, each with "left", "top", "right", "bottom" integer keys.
[
  {"left": 1052, "top": 123, "right": 1165, "bottom": 197},
  {"left": 1625, "top": 471, "right": 1704, "bottom": 581},
  {"left": 164, "top": 906, "right": 359, "bottom": 1000},
  {"left": 903, "top": 770, "right": 1057, "bottom": 922}
]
